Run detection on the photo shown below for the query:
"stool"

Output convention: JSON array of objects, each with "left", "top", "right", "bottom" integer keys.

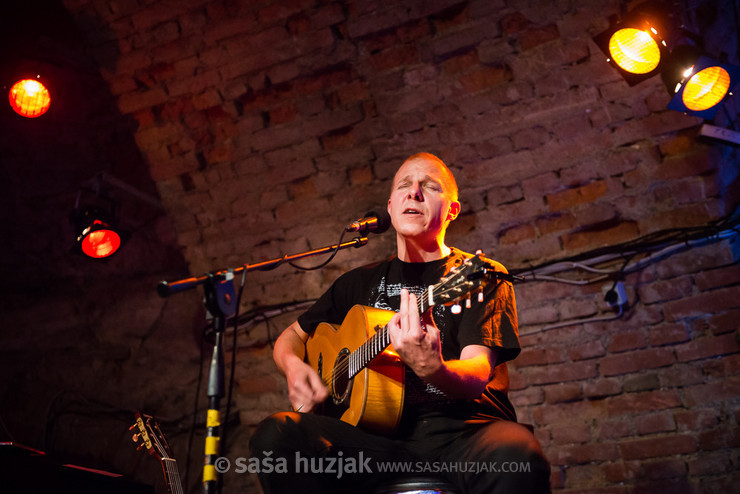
[{"left": 373, "top": 474, "right": 459, "bottom": 494}]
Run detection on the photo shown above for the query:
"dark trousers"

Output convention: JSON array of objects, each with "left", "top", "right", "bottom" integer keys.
[{"left": 249, "top": 411, "right": 551, "bottom": 494}]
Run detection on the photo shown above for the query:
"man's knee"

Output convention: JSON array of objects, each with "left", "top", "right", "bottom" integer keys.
[
  {"left": 476, "top": 421, "right": 547, "bottom": 462},
  {"left": 249, "top": 411, "right": 302, "bottom": 455}
]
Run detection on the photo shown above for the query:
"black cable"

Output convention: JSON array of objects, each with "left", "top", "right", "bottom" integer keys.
[
  {"left": 511, "top": 212, "right": 740, "bottom": 276},
  {"left": 289, "top": 229, "right": 348, "bottom": 271}
]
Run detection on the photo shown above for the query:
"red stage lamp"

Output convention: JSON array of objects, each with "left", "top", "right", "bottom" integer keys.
[
  {"left": 70, "top": 205, "right": 129, "bottom": 260},
  {"left": 8, "top": 77, "right": 51, "bottom": 118},
  {"left": 78, "top": 220, "right": 123, "bottom": 259}
]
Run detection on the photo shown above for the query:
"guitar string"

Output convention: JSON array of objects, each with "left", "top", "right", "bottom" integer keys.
[{"left": 317, "top": 266, "right": 480, "bottom": 389}]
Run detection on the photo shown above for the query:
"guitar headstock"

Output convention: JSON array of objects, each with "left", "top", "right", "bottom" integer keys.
[
  {"left": 428, "top": 253, "right": 504, "bottom": 313},
  {"left": 130, "top": 411, "right": 174, "bottom": 461}
]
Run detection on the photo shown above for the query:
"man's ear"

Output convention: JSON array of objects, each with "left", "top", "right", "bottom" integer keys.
[{"left": 447, "top": 201, "right": 460, "bottom": 221}]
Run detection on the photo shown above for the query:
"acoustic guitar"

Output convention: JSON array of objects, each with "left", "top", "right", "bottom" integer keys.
[
  {"left": 130, "top": 411, "right": 183, "bottom": 494},
  {"left": 304, "top": 253, "right": 505, "bottom": 435}
]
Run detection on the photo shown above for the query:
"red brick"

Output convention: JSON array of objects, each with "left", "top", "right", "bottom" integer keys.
[
  {"left": 603, "top": 461, "right": 641, "bottom": 483},
  {"left": 510, "top": 386, "right": 544, "bottom": 406},
  {"left": 708, "top": 309, "right": 740, "bottom": 335},
  {"left": 551, "top": 442, "right": 620, "bottom": 465},
  {"left": 551, "top": 422, "right": 590, "bottom": 444},
  {"left": 501, "top": 12, "right": 531, "bottom": 35},
  {"left": 635, "top": 412, "right": 676, "bottom": 435},
  {"left": 637, "top": 276, "right": 693, "bottom": 304},
  {"left": 619, "top": 435, "right": 696, "bottom": 460},
  {"left": 657, "top": 151, "right": 716, "bottom": 180},
  {"left": 441, "top": 50, "right": 479, "bottom": 75},
  {"left": 598, "top": 419, "right": 633, "bottom": 440},
  {"left": 546, "top": 181, "right": 607, "bottom": 211},
  {"left": 527, "top": 360, "right": 599, "bottom": 385},
  {"left": 638, "top": 203, "right": 719, "bottom": 234},
  {"left": 599, "top": 347, "right": 675, "bottom": 376},
  {"left": 561, "top": 221, "right": 640, "bottom": 252},
  {"left": 498, "top": 223, "right": 536, "bottom": 244},
  {"left": 675, "top": 333, "right": 740, "bottom": 363},
  {"left": 583, "top": 378, "right": 622, "bottom": 399},
  {"left": 519, "top": 24, "right": 560, "bottom": 51},
  {"left": 695, "top": 264, "right": 740, "bottom": 291},
  {"left": 535, "top": 212, "right": 577, "bottom": 235},
  {"left": 369, "top": 44, "right": 419, "bottom": 72},
  {"left": 569, "top": 340, "right": 606, "bottom": 361},
  {"left": 655, "top": 243, "right": 736, "bottom": 278},
  {"left": 457, "top": 65, "right": 513, "bottom": 93},
  {"left": 514, "top": 347, "right": 566, "bottom": 367},
  {"left": 648, "top": 323, "right": 689, "bottom": 346},
  {"left": 697, "top": 425, "right": 740, "bottom": 450},
  {"left": 687, "top": 451, "right": 732, "bottom": 476},
  {"left": 642, "top": 458, "right": 686, "bottom": 479},
  {"left": 544, "top": 382, "right": 582, "bottom": 404},
  {"left": 532, "top": 400, "right": 607, "bottom": 426},
  {"left": 607, "top": 330, "right": 647, "bottom": 353},
  {"left": 607, "top": 390, "right": 681, "bottom": 416},
  {"left": 675, "top": 408, "right": 719, "bottom": 432},
  {"left": 683, "top": 377, "right": 740, "bottom": 407}
]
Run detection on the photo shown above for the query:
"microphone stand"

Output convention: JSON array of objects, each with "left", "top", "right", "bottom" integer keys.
[{"left": 157, "top": 235, "right": 369, "bottom": 494}]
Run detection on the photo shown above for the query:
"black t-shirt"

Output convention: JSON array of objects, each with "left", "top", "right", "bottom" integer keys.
[{"left": 297, "top": 247, "right": 520, "bottom": 427}]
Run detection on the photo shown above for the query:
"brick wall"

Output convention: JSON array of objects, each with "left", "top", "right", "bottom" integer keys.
[{"left": 5, "top": 0, "right": 737, "bottom": 492}]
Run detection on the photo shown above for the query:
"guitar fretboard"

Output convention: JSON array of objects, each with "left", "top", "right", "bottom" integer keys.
[{"left": 348, "top": 288, "right": 433, "bottom": 378}]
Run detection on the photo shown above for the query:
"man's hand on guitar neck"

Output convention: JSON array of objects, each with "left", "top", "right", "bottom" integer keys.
[
  {"left": 388, "top": 288, "right": 498, "bottom": 400},
  {"left": 387, "top": 288, "right": 444, "bottom": 380},
  {"left": 274, "top": 321, "right": 329, "bottom": 413}
]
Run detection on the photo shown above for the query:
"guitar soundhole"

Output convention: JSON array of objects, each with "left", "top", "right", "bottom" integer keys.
[{"left": 332, "top": 348, "right": 352, "bottom": 405}]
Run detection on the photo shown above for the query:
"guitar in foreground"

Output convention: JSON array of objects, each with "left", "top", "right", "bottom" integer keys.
[
  {"left": 304, "top": 253, "right": 509, "bottom": 435},
  {"left": 130, "top": 411, "right": 183, "bottom": 494}
]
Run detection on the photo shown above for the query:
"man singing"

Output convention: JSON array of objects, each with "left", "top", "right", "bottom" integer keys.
[{"left": 250, "top": 152, "right": 550, "bottom": 493}]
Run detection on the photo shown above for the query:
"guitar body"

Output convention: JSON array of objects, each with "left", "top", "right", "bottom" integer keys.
[{"left": 305, "top": 304, "right": 404, "bottom": 436}]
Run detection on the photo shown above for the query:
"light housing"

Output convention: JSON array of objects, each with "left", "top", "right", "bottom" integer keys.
[
  {"left": 592, "top": 3, "right": 673, "bottom": 86},
  {"left": 70, "top": 203, "right": 129, "bottom": 260},
  {"left": 8, "top": 76, "right": 51, "bottom": 118},
  {"left": 664, "top": 53, "right": 740, "bottom": 119}
]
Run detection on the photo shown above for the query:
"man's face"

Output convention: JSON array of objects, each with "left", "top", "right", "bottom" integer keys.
[{"left": 387, "top": 157, "right": 460, "bottom": 243}]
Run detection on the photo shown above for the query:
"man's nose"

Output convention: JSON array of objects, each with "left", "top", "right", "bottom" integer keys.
[{"left": 408, "top": 183, "right": 423, "bottom": 200}]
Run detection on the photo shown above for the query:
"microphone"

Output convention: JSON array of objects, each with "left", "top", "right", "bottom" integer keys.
[{"left": 346, "top": 209, "right": 392, "bottom": 234}]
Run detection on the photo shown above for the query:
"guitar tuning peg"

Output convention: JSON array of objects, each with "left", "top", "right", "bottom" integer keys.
[
  {"left": 136, "top": 443, "right": 145, "bottom": 451},
  {"left": 451, "top": 304, "right": 461, "bottom": 314},
  {"left": 128, "top": 424, "right": 136, "bottom": 431},
  {"left": 132, "top": 433, "right": 139, "bottom": 442}
]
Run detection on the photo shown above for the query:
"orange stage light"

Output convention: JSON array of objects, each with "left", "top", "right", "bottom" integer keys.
[{"left": 8, "top": 78, "right": 51, "bottom": 118}]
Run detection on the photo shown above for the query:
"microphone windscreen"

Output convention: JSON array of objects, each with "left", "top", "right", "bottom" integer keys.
[{"left": 365, "top": 209, "right": 391, "bottom": 234}]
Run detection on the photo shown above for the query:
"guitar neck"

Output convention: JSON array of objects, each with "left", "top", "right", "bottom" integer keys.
[
  {"left": 348, "top": 296, "right": 428, "bottom": 378},
  {"left": 162, "top": 458, "right": 184, "bottom": 494}
]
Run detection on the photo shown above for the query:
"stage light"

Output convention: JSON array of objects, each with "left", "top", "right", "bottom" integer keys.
[
  {"left": 592, "top": 3, "right": 672, "bottom": 86},
  {"left": 664, "top": 53, "right": 740, "bottom": 119},
  {"left": 8, "top": 76, "right": 51, "bottom": 118},
  {"left": 70, "top": 194, "right": 129, "bottom": 260}
]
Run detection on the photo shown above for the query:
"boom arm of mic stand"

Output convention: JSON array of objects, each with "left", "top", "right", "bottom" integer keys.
[{"left": 157, "top": 236, "right": 369, "bottom": 298}]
